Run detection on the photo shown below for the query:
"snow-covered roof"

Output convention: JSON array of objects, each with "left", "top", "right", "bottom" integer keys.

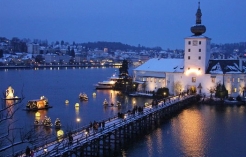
[
  {"left": 206, "top": 60, "right": 243, "bottom": 74},
  {"left": 134, "top": 58, "right": 184, "bottom": 73}
]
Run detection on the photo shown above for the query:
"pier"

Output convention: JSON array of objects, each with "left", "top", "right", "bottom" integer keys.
[{"left": 15, "top": 95, "right": 199, "bottom": 157}]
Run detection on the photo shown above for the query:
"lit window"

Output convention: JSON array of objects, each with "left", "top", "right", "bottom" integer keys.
[
  {"left": 159, "top": 79, "right": 161, "bottom": 83},
  {"left": 211, "top": 78, "right": 216, "bottom": 83},
  {"left": 192, "top": 77, "right": 196, "bottom": 82},
  {"left": 238, "top": 78, "right": 240, "bottom": 82},
  {"left": 151, "top": 78, "right": 153, "bottom": 82},
  {"left": 234, "top": 88, "right": 237, "bottom": 92}
]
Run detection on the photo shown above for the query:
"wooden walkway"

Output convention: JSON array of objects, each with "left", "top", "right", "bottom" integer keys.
[{"left": 14, "top": 95, "right": 197, "bottom": 157}]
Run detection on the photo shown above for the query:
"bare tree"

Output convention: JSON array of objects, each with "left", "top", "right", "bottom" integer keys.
[{"left": 0, "top": 91, "right": 52, "bottom": 156}]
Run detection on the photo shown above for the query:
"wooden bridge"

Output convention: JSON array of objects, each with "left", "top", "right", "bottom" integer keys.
[{"left": 15, "top": 95, "right": 198, "bottom": 157}]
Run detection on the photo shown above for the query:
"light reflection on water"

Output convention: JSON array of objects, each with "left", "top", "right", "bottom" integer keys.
[
  {"left": 171, "top": 109, "right": 206, "bottom": 157},
  {"left": 125, "top": 104, "right": 246, "bottom": 157}
]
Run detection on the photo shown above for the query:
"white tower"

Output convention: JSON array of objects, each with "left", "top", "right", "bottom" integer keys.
[{"left": 184, "top": 2, "right": 211, "bottom": 76}]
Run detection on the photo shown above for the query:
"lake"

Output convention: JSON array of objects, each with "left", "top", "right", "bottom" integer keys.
[{"left": 1, "top": 67, "right": 246, "bottom": 157}]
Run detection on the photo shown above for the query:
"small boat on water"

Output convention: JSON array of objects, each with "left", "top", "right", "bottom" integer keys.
[
  {"left": 43, "top": 116, "right": 53, "bottom": 127},
  {"left": 24, "top": 96, "right": 52, "bottom": 111},
  {"left": 2, "top": 86, "right": 21, "bottom": 100},
  {"left": 109, "top": 101, "right": 121, "bottom": 107},
  {"left": 79, "top": 93, "right": 88, "bottom": 101},
  {"left": 103, "top": 99, "right": 109, "bottom": 106},
  {"left": 34, "top": 119, "right": 43, "bottom": 126},
  {"left": 54, "top": 118, "right": 62, "bottom": 129}
]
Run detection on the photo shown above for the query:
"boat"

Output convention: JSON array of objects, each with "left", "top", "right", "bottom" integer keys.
[
  {"left": 79, "top": 93, "right": 88, "bottom": 101},
  {"left": 24, "top": 96, "right": 52, "bottom": 111},
  {"left": 103, "top": 99, "right": 109, "bottom": 106},
  {"left": 116, "top": 101, "right": 121, "bottom": 107},
  {"left": 2, "top": 86, "right": 21, "bottom": 100},
  {"left": 34, "top": 119, "right": 43, "bottom": 126},
  {"left": 94, "top": 73, "right": 121, "bottom": 89},
  {"left": 54, "top": 118, "right": 62, "bottom": 129},
  {"left": 43, "top": 116, "right": 53, "bottom": 127}
]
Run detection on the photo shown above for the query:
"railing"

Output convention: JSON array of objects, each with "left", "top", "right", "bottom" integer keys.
[{"left": 15, "top": 95, "right": 193, "bottom": 157}]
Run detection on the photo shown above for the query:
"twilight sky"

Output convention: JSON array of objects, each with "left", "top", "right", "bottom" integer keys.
[{"left": 1, "top": 0, "right": 246, "bottom": 49}]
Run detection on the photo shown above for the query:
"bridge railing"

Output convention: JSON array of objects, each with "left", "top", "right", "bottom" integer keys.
[{"left": 14, "top": 95, "right": 193, "bottom": 156}]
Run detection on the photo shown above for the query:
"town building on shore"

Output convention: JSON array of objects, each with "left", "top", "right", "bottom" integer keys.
[{"left": 133, "top": 2, "right": 246, "bottom": 98}]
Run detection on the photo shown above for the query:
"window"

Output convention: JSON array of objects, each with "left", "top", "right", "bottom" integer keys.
[
  {"left": 198, "top": 56, "right": 201, "bottom": 60},
  {"left": 198, "top": 68, "right": 200, "bottom": 70},
  {"left": 234, "top": 88, "right": 237, "bottom": 92},
  {"left": 211, "top": 78, "right": 216, "bottom": 83},
  {"left": 199, "top": 41, "right": 201, "bottom": 45},
  {"left": 192, "top": 77, "right": 196, "bottom": 83},
  {"left": 188, "top": 67, "right": 190, "bottom": 70},
  {"left": 232, "top": 78, "right": 234, "bottom": 82},
  {"left": 238, "top": 78, "right": 240, "bottom": 82},
  {"left": 188, "top": 49, "right": 191, "bottom": 52},
  {"left": 199, "top": 49, "right": 201, "bottom": 52},
  {"left": 188, "top": 56, "right": 190, "bottom": 60},
  {"left": 188, "top": 41, "right": 191, "bottom": 45},
  {"left": 151, "top": 78, "right": 153, "bottom": 82},
  {"left": 154, "top": 78, "right": 156, "bottom": 83}
]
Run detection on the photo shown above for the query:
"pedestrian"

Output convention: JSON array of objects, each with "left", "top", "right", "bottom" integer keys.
[
  {"left": 25, "top": 146, "right": 31, "bottom": 157},
  {"left": 30, "top": 150, "right": 34, "bottom": 157}
]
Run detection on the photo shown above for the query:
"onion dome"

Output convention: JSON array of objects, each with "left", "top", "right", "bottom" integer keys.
[{"left": 190, "top": 2, "right": 206, "bottom": 36}]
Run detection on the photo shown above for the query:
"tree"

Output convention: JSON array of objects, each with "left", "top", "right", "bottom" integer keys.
[
  {"left": 70, "top": 49, "right": 75, "bottom": 57},
  {"left": 0, "top": 49, "right": 3, "bottom": 58},
  {"left": 119, "top": 59, "right": 129, "bottom": 78},
  {"left": 155, "top": 87, "right": 169, "bottom": 98},
  {"left": 0, "top": 90, "right": 50, "bottom": 156},
  {"left": 174, "top": 81, "right": 182, "bottom": 96},
  {"left": 215, "top": 83, "right": 228, "bottom": 100}
]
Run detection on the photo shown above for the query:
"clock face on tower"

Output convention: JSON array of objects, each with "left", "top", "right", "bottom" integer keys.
[{"left": 193, "top": 40, "right": 198, "bottom": 46}]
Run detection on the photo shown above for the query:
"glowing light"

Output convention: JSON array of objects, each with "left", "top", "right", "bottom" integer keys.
[
  {"left": 76, "top": 118, "right": 81, "bottom": 122},
  {"left": 57, "top": 129, "right": 64, "bottom": 139},
  {"left": 185, "top": 68, "right": 202, "bottom": 76},
  {"left": 75, "top": 103, "right": 79, "bottom": 107},
  {"left": 65, "top": 100, "right": 69, "bottom": 104},
  {"left": 93, "top": 92, "right": 96, "bottom": 96},
  {"left": 35, "top": 112, "right": 41, "bottom": 117}
]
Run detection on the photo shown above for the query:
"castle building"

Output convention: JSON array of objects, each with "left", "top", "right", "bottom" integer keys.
[{"left": 133, "top": 2, "right": 246, "bottom": 97}]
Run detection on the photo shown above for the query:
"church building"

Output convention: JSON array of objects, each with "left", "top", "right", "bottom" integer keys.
[{"left": 133, "top": 2, "right": 246, "bottom": 97}]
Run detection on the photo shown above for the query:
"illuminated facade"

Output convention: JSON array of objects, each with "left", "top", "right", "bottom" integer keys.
[{"left": 133, "top": 2, "right": 246, "bottom": 97}]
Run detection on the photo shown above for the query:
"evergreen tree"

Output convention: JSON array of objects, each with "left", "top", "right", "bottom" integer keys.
[{"left": 0, "top": 49, "right": 3, "bottom": 58}]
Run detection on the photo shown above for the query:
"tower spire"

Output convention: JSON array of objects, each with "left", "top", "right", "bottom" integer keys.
[{"left": 190, "top": 1, "right": 206, "bottom": 36}]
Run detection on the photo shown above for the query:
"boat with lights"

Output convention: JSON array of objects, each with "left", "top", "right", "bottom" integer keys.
[
  {"left": 2, "top": 86, "right": 21, "bottom": 100},
  {"left": 94, "top": 73, "right": 121, "bottom": 89},
  {"left": 24, "top": 96, "right": 52, "bottom": 111}
]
